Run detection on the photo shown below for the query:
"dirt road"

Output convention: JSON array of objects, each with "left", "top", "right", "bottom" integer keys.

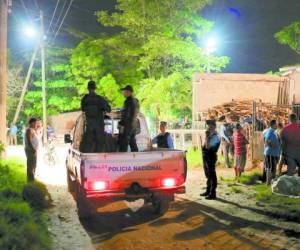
[
  {"left": 8, "top": 146, "right": 300, "bottom": 250},
  {"left": 82, "top": 169, "right": 300, "bottom": 250}
]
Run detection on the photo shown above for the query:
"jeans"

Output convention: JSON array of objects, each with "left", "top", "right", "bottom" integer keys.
[
  {"left": 263, "top": 155, "right": 279, "bottom": 182},
  {"left": 285, "top": 155, "right": 300, "bottom": 176},
  {"left": 222, "top": 141, "right": 234, "bottom": 168}
]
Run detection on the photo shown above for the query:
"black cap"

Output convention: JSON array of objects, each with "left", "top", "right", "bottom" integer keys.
[
  {"left": 160, "top": 121, "right": 167, "bottom": 126},
  {"left": 121, "top": 85, "right": 133, "bottom": 92},
  {"left": 88, "top": 80, "right": 96, "bottom": 90}
]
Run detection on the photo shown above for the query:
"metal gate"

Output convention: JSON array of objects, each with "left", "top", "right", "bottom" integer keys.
[{"left": 292, "top": 105, "right": 300, "bottom": 120}]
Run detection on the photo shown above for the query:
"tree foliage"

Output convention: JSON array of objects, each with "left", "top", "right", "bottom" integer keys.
[
  {"left": 24, "top": 48, "right": 79, "bottom": 117},
  {"left": 13, "top": 0, "right": 230, "bottom": 123},
  {"left": 95, "top": 0, "right": 229, "bottom": 121},
  {"left": 70, "top": 35, "right": 143, "bottom": 105},
  {"left": 275, "top": 22, "right": 300, "bottom": 54},
  {"left": 7, "top": 64, "right": 24, "bottom": 124}
]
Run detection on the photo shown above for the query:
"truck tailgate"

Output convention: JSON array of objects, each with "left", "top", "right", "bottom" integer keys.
[{"left": 81, "top": 151, "right": 186, "bottom": 190}]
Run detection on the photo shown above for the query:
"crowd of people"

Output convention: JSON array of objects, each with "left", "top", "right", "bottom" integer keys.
[{"left": 200, "top": 112, "right": 300, "bottom": 200}]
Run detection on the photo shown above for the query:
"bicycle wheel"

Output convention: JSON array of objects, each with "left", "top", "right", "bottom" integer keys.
[{"left": 43, "top": 153, "right": 55, "bottom": 166}]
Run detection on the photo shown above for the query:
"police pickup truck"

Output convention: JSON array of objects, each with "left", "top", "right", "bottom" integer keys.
[{"left": 65, "top": 111, "right": 187, "bottom": 218}]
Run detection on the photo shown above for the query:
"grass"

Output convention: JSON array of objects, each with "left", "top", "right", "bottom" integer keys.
[
  {"left": 253, "top": 184, "right": 300, "bottom": 221},
  {"left": 230, "top": 186, "right": 243, "bottom": 193},
  {"left": 186, "top": 147, "right": 227, "bottom": 169},
  {"left": 239, "top": 170, "right": 262, "bottom": 185},
  {"left": 220, "top": 168, "right": 300, "bottom": 221},
  {"left": 220, "top": 169, "right": 262, "bottom": 185},
  {"left": 186, "top": 147, "right": 202, "bottom": 168},
  {"left": 0, "top": 158, "right": 52, "bottom": 250}
]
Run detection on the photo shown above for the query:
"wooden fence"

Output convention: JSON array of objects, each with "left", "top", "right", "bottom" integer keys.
[{"left": 168, "top": 128, "right": 264, "bottom": 162}]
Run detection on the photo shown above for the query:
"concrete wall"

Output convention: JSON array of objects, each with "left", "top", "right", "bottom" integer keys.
[
  {"left": 288, "top": 71, "right": 300, "bottom": 104},
  {"left": 192, "top": 73, "right": 287, "bottom": 121},
  {"left": 48, "top": 111, "right": 81, "bottom": 136}
]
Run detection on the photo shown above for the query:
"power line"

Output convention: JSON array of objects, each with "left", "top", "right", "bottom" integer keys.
[
  {"left": 20, "top": 0, "right": 33, "bottom": 22},
  {"left": 52, "top": 0, "right": 75, "bottom": 43},
  {"left": 47, "top": 0, "right": 60, "bottom": 34},
  {"left": 52, "top": 0, "right": 67, "bottom": 33},
  {"left": 33, "top": 0, "right": 39, "bottom": 11}
]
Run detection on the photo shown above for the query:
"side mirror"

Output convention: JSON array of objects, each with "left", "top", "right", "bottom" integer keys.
[{"left": 64, "top": 134, "right": 72, "bottom": 144}]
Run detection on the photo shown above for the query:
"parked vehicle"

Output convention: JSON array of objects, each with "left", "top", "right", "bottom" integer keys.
[{"left": 65, "top": 111, "right": 187, "bottom": 218}]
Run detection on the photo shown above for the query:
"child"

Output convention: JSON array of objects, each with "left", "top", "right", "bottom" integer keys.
[{"left": 233, "top": 123, "right": 249, "bottom": 182}]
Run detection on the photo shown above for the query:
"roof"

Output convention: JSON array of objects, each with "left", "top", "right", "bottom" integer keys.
[{"left": 193, "top": 73, "right": 287, "bottom": 83}]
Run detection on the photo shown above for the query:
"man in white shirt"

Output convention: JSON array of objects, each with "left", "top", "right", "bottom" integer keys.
[{"left": 24, "top": 118, "right": 39, "bottom": 182}]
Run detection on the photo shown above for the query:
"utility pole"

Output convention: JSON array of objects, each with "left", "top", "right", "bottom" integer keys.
[
  {"left": 40, "top": 10, "right": 47, "bottom": 145},
  {"left": 0, "top": 0, "right": 8, "bottom": 157},
  {"left": 13, "top": 47, "right": 38, "bottom": 124}
]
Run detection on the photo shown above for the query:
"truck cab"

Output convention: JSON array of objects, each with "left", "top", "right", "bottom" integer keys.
[{"left": 65, "top": 111, "right": 187, "bottom": 218}]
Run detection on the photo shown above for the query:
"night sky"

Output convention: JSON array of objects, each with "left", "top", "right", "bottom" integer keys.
[{"left": 8, "top": 0, "right": 300, "bottom": 73}]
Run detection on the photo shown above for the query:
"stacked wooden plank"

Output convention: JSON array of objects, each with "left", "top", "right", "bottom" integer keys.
[{"left": 206, "top": 100, "right": 292, "bottom": 124}]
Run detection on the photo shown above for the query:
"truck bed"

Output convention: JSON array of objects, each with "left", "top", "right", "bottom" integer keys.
[{"left": 68, "top": 149, "right": 187, "bottom": 196}]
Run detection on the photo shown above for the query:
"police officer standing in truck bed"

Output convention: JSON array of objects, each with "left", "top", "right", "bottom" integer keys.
[
  {"left": 80, "top": 81, "right": 111, "bottom": 153},
  {"left": 118, "top": 85, "right": 140, "bottom": 152}
]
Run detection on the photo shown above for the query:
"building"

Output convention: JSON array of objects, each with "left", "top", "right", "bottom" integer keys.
[{"left": 192, "top": 71, "right": 300, "bottom": 125}]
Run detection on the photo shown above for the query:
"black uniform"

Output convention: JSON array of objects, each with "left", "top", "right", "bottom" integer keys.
[
  {"left": 119, "top": 96, "right": 139, "bottom": 152},
  {"left": 202, "top": 132, "right": 221, "bottom": 198},
  {"left": 80, "top": 92, "right": 111, "bottom": 153}
]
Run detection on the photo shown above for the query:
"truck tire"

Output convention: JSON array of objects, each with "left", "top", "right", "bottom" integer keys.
[
  {"left": 66, "top": 169, "right": 75, "bottom": 193},
  {"left": 152, "top": 195, "right": 172, "bottom": 215},
  {"left": 75, "top": 184, "right": 93, "bottom": 219}
]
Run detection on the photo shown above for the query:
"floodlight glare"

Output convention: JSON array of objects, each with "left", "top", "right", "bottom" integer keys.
[
  {"left": 24, "top": 26, "right": 37, "bottom": 38},
  {"left": 205, "top": 37, "right": 217, "bottom": 54}
]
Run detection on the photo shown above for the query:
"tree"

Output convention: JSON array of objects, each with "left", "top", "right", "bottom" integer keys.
[
  {"left": 24, "top": 47, "right": 79, "bottom": 117},
  {"left": 70, "top": 34, "right": 143, "bottom": 105},
  {"left": 7, "top": 51, "right": 26, "bottom": 124},
  {"left": 96, "top": 0, "right": 229, "bottom": 121},
  {"left": 275, "top": 22, "right": 300, "bottom": 55}
]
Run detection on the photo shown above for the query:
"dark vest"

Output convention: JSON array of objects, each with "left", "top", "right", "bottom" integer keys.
[{"left": 157, "top": 132, "right": 170, "bottom": 148}]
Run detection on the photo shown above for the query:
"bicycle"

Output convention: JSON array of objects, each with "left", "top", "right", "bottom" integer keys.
[{"left": 43, "top": 138, "right": 59, "bottom": 166}]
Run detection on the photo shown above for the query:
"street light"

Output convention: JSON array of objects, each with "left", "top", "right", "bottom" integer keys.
[
  {"left": 205, "top": 37, "right": 217, "bottom": 55},
  {"left": 18, "top": 12, "right": 48, "bottom": 145},
  {"left": 24, "top": 26, "right": 37, "bottom": 38},
  {"left": 204, "top": 36, "right": 217, "bottom": 73}
]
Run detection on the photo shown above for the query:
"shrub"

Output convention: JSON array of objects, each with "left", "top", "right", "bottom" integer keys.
[
  {"left": 23, "top": 181, "right": 52, "bottom": 210},
  {"left": 0, "top": 159, "right": 52, "bottom": 249}
]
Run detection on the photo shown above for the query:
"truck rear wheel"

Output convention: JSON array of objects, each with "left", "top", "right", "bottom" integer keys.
[
  {"left": 152, "top": 194, "right": 172, "bottom": 215},
  {"left": 75, "top": 184, "right": 94, "bottom": 219}
]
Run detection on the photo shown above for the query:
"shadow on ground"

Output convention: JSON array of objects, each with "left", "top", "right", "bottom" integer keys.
[{"left": 81, "top": 198, "right": 283, "bottom": 250}]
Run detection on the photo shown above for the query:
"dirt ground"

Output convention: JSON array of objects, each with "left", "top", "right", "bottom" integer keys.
[{"left": 7, "top": 146, "right": 300, "bottom": 250}]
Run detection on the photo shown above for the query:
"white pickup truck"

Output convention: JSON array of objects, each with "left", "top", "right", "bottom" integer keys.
[{"left": 65, "top": 111, "right": 187, "bottom": 218}]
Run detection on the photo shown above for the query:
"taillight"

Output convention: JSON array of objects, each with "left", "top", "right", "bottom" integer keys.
[
  {"left": 84, "top": 181, "right": 108, "bottom": 191},
  {"left": 162, "top": 178, "right": 176, "bottom": 187}
]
